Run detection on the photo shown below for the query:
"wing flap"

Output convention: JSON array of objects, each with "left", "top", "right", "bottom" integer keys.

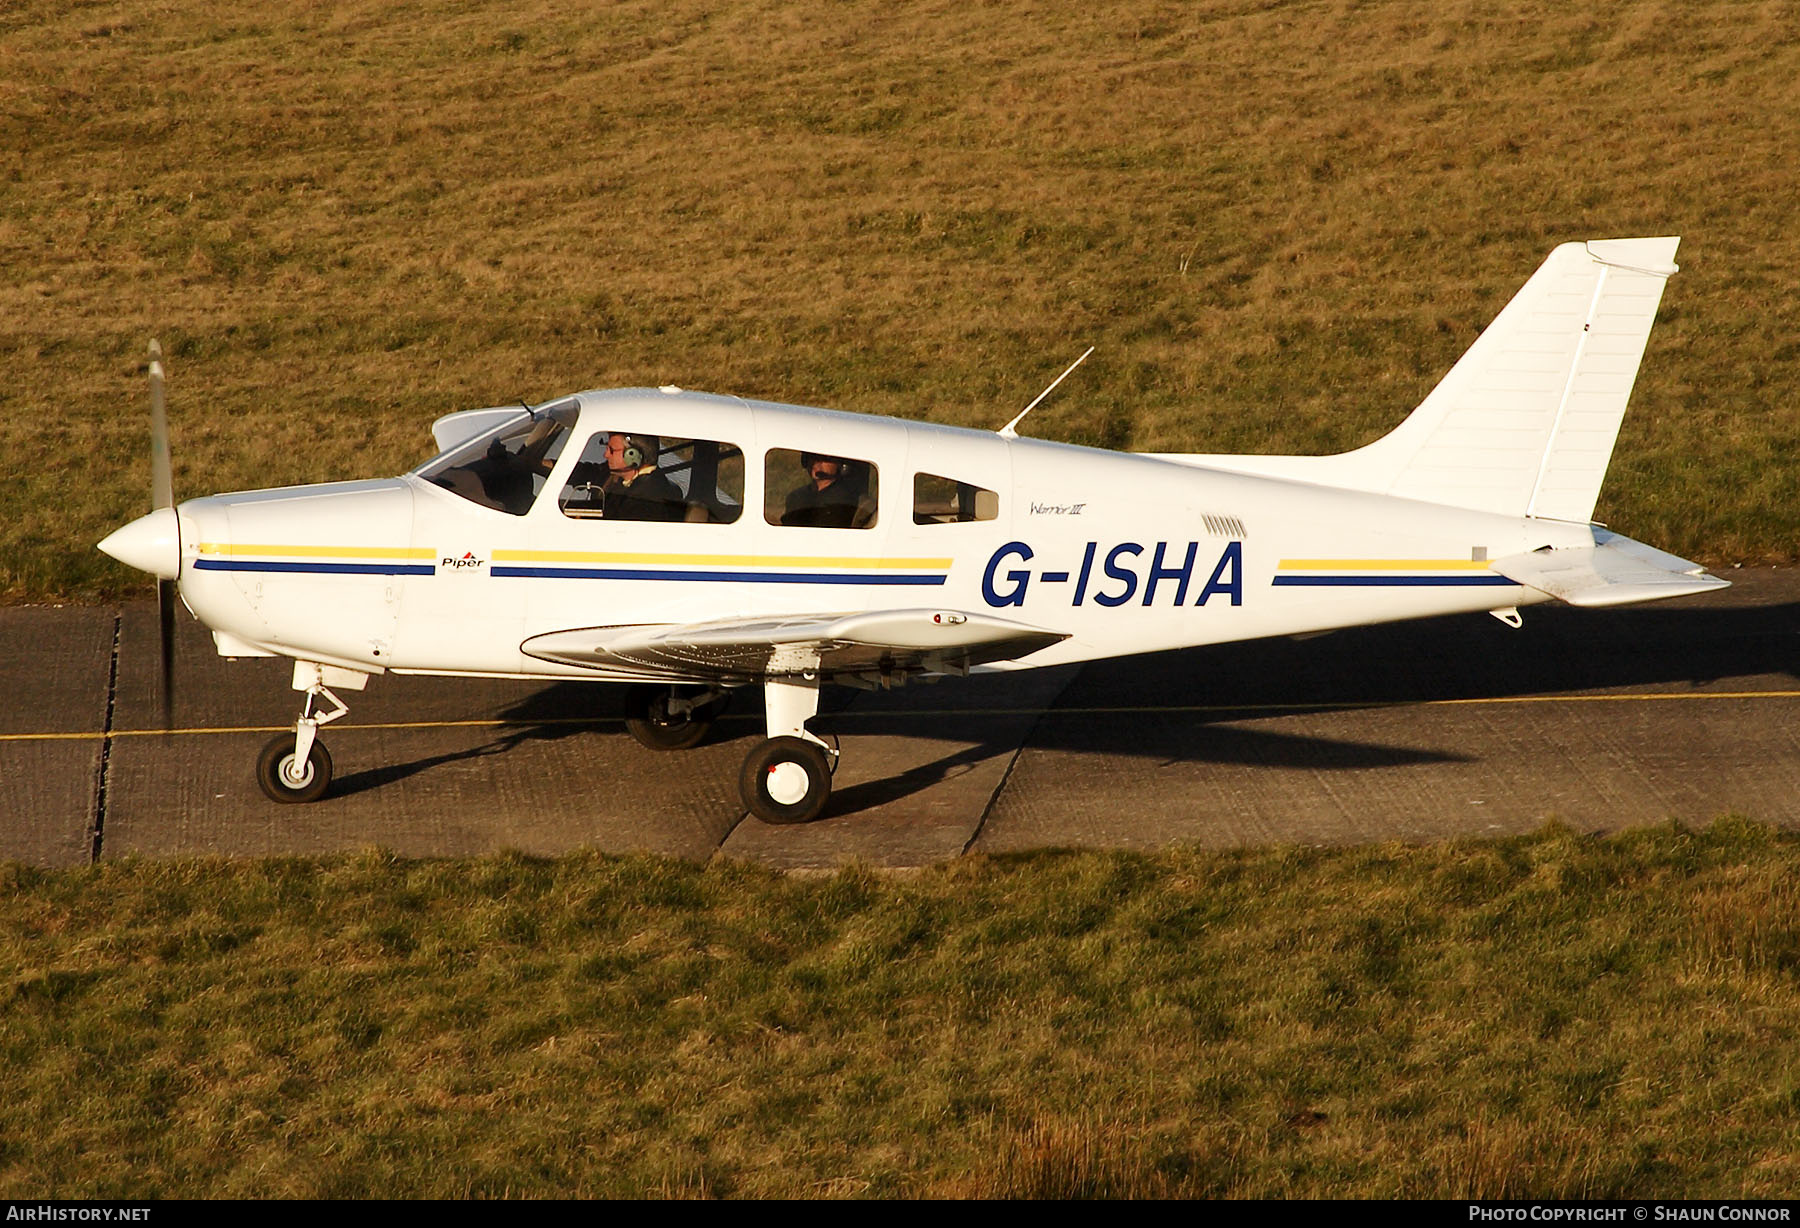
[
  {"left": 1491, "top": 530, "right": 1729, "bottom": 608},
  {"left": 522, "top": 609, "right": 1068, "bottom": 680}
]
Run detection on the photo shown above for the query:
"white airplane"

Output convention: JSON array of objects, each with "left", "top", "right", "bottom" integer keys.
[{"left": 99, "top": 236, "right": 1727, "bottom": 823}]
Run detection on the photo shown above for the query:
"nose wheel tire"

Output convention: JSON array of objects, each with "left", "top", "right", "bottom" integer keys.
[
  {"left": 256, "top": 733, "right": 333, "bottom": 804},
  {"left": 739, "top": 736, "right": 832, "bottom": 824},
  {"left": 624, "top": 684, "right": 723, "bottom": 751}
]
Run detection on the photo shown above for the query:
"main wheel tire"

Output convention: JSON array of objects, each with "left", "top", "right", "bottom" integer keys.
[
  {"left": 739, "top": 736, "right": 832, "bottom": 824},
  {"left": 256, "top": 733, "right": 333, "bottom": 804},
  {"left": 624, "top": 684, "right": 723, "bottom": 751}
]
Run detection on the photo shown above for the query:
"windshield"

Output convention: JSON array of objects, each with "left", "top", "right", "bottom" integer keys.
[{"left": 416, "top": 397, "right": 580, "bottom": 515}]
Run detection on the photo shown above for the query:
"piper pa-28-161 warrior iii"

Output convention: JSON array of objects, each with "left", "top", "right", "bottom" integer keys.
[{"left": 100, "top": 237, "right": 1727, "bottom": 823}]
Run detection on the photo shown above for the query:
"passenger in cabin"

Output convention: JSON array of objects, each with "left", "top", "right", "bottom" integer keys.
[{"left": 782, "top": 452, "right": 874, "bottom": 528}]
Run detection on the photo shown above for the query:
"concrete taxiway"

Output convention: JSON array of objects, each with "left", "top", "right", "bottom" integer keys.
[{"left": 3, "top": 569, "right": 1795, "bottom": 870}]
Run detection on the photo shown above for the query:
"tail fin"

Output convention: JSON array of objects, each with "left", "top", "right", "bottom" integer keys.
[
  {"left": 1152, "top": 237, "right": 1680, "bottom": 523},
  {"left": 1355, "top": 236, "right": 1679, "bottom": 520}
]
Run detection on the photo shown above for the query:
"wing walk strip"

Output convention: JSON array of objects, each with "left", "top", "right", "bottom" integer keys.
[
  {"left": 10, "top": 690, "right": 1798, "bottom": 741},
  {"left": 1273, "top": 558, "right": 1515, "bottom": 588}
]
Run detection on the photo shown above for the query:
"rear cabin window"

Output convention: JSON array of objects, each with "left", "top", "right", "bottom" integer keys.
[
  {"left": 559, "top": 432, "right": 744, "bottom": 523},
  {"left": 912, "top": 472, "right": 999, "bottom": 525},
  {"left": 764, "top": 449, "right": 878, "bottom": 529}
]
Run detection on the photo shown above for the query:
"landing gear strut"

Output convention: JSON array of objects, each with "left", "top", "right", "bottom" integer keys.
[
  {"left": 256, "top": 676, "right": 348, "bottom": 804},
  {"left": 739, "top": 676, "right": 837, "bottom": 824}
]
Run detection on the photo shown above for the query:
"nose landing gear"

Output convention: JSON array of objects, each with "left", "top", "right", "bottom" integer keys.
[
  {"left": 255, "top": 675, "right": 349, "bottom": 804},
  {"left": 256, "top": 730, "right": 333, "bottom": 803}
]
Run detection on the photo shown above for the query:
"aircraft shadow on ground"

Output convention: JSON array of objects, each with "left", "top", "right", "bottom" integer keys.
[
  {"left": 1043, "top": 598, "right": 1799, "bottom": 716},
  {"left": 325, "top": 722, "right": 604, "bottom": 799},
  {"left": 325, "top": 684, "right": 760, "bottom": 799},
  {"left": 827, "top": 601, "right": 1795, "bottom": 769},
  {"left": 826, "top": 708, "right": 1474, "bottom": 771},
  {"left": 324, "top": 598, "right": 1796, "bottom": 802},
  {"left": 818, "top": 740, "right": 1004, "bottom": 816}
]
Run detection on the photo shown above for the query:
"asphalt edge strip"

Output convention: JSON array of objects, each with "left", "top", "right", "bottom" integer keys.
[
  {"left": 963, "top": 665, "right": 1085, "bottom": 857},
  {"left": 89, "top": 610, "right": 121, "bottom": 865}
]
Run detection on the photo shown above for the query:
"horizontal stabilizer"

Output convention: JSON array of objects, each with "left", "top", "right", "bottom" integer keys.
[{"left": 1490, "top": 530, "right": 1729, "bottom": 608}]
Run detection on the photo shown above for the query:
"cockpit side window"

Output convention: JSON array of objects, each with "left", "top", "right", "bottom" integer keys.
[
  {"left": 560, "top": 432, "right": 745, "bottom": 524},
  {"left": 912, "top": 472, "right": 999, "bottom": 524},
  {"left": 417, "top": 398, "right": 578, "bottom": 515},
  {"left": 765, "top": 448, "right": 878, "bottom": 529}
]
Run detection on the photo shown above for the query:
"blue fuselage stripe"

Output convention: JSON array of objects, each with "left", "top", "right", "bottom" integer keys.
[
  {"left": 1272, "top": 575, "right": 1516, "bottom": 587},
  {"left": 491, "top": 566, "right": 945, "bottom": 585},
  {"left": 194, "top": 559, "right": 435, "bottom": 576}
]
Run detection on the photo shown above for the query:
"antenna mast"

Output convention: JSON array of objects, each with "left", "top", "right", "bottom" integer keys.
[{"left": 999, "top": 346, "right": 1095, "bottom": 440}]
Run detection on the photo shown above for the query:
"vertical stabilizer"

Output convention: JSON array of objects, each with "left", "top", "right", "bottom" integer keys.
[
  {"left": 1147, "top": 238, "right": 1681, "bottom": 524},
  {"left": 1350, "top": 236, "right": 1679, "bottom": 521}
]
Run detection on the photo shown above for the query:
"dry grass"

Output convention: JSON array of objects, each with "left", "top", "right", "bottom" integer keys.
[
  {"left": 3, "top": 821, "right": 1800, "bottom": 1197},
  {"left": 5, "top": 0, "right": 1798, "bottom": 601}
]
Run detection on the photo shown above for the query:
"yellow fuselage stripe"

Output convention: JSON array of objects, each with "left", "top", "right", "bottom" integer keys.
[
  {"left": 195, "top": 544, "right": 951, "bottom": 569},
  {"left": 492, "top": 549, "right": 953, "bottom": 569},
  {"left": 1278, "top": 558, "right": 1493, "bottom": 571},
  {"left": 198, "top": 543, "right": 436, "bottom": 560}
]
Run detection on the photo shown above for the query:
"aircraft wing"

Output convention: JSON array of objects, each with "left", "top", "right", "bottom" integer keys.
[
  {"left": 520, "top": 609, "right": 1069, "bottom": 683},
  {"left": 1490, "top": 530, "right": 1729, "bottom": 608}
]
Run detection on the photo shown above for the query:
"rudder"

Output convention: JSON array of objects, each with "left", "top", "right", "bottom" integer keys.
[
  {"left": 1349, "top": 236, "right": 1680, "bottom": 521},
  {"left": 1147, "top": 238, "right": 1682, "bottom": 524}
]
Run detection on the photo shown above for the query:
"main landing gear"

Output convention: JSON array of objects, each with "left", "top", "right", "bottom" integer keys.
[
  {"left": 623, "top": 678, "right": 837, "bottom": 824},
  {"left": 622, "top": 683, "right": 729, "bottom": 751},
  {"left": 256, "top": 675, "right": 348, "bottom": 804},
  {"left": 738, "top": 677, "right": 836, "bottom": 824},
  {"left": 739, "top": 736, "right": 834, "bottom": 824}
]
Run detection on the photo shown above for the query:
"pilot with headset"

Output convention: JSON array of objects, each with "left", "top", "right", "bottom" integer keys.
[
  {"left": 567, "top": 432, "right": 683, "bottom": 522},
  {"left": 604, "top": 432, "right": 685, "bottom": 522}
]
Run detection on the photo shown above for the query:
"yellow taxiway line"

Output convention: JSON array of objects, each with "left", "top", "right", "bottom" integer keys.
[{"left": 3, "top": 690, "right": 1798, "bottom": 742}]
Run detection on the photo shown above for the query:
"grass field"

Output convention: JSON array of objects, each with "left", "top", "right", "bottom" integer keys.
[
  {"left": 3, "top": 0, "right": 1798, "bottom": 601},
  {"left": 6, "top": 3, "right": 1797, "bottom": 1199},
  {"left": 3, "top": 822, "right": 1798, "bottom": 1198}
]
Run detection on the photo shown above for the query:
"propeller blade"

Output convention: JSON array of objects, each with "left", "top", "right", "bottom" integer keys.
[{"left": 149, "top": 339, "right": 171, "bottom": 510}]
